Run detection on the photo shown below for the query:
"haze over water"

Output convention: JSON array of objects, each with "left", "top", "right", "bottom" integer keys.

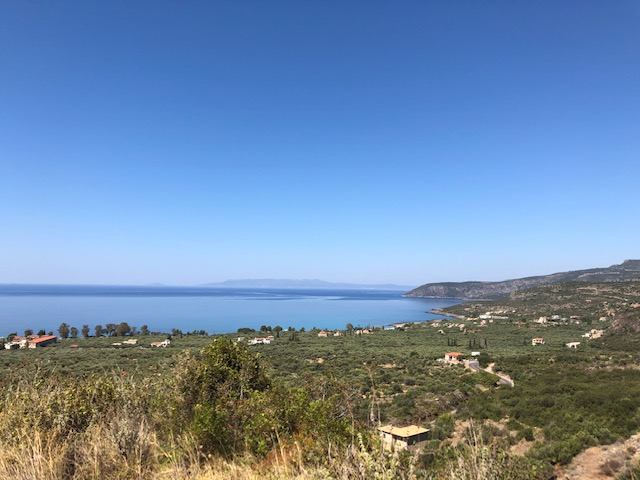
[{"left": 0, "top": 285, "right": 462, "bottom": 335}]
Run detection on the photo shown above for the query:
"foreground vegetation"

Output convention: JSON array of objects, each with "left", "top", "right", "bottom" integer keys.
[
  {"left": 1, "top": 337, "right": 550, "bottom": 479},
  {"left": 2, "top": 281, "right": 640, "bottom": 478}
]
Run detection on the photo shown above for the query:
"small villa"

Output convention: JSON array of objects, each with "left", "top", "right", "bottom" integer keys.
[
  {"left": 6, "top": 335, "right": 57, "bottom": 349},
  {"left": 444, "top": 352, "right": 464, "bottom": 363},
  {"left": 378, "top": 424, "right": 429, "bottom": 451},
  {"left": 582, "top": 329, "right": 605, "bottom": 339},
  {"left": 317, "top": 331, "right": 329, "bottom": 337},
  {"left": 566, "top": 342, "right": 580, "bottom": 348},
  {"left": 28, "top": 335, "right": 58, "bottom": 348},
  {"left": 532, "top": 337, "right": 545, "bottom": 346},
  {"left": 355, "top": 329, "right": 373, "bottom": 335},
  {"left": 151, "top": 339, "right": 171, "bottom": 347}
]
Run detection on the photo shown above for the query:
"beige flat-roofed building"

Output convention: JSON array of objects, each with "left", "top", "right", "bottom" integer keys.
[{"left": 378, "top": 424, "right": 429, "bottom": 450}]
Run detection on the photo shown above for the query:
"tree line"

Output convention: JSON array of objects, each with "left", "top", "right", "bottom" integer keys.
[
  {"left": 12, "top": 323, "right": 152, "bottom": 340},
  {"left": 7, "top": 323, "right": 213, "bottom": 340},
  {"left": 57, "top": 322, "right": 150, "bottom": 339}
]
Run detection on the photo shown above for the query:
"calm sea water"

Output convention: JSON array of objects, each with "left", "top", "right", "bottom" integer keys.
[{"left": 0, "top": 285, "right": 463, "bottom": 335}]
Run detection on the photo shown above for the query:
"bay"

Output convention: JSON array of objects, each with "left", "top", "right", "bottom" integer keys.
[{"left": 0, "top": 285, "right": 463, "bottom": 335}]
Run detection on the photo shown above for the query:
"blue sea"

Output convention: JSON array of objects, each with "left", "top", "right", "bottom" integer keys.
[{"left": 0, "top": 285, "right": 463, "bottom": 335}]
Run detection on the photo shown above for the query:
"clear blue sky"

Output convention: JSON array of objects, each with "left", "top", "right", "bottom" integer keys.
[{"left": 1, "top": 1, "right": 639, "bottom": 286}]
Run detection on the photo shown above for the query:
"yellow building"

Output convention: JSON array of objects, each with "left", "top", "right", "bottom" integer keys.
[{"left": 378, "top": 424, "right": 429, "bottom": 450}]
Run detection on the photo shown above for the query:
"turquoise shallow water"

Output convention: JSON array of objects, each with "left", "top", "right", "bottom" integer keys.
[{"left": 0, "top": 285, "right": 463, "bottom": 335}]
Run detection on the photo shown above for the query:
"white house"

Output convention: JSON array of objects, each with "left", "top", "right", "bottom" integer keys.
[
  {"left": 7, "top": 335, "right": 57, "bottom": 349},
  {"left": 590, "top": 329, "right": 605, "bottom": 339},
  {"left": 444, "top": 352, "right": 464, "bottom": 363},
  {"left": 582, "top": 329, "right": 605, "bottom": 339}
]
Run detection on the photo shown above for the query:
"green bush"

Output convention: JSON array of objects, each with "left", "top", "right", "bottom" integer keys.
[{"left": 171, "top": 337, "right": 355, "bottom": 459}]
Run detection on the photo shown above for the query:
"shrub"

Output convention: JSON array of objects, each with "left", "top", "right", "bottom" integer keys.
[{"left": 171, "top": 338, "right": 355, "bottom": 459}]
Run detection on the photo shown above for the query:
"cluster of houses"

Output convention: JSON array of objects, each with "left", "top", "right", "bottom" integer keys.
[
  {"left": 478, "top": 311, "right": 509, "bottom": 320},
  {"left": 317, "top": 325, "right": 414, "bottom": 337},
  {"left": 113, "top": 338, "right": 171, "bottom": 347},
  {"left": 248, "top": 335, "right": 275, "bottom": 345},
  {"left": 376, "top": 345, "right": 523, "bottom": 452},
  {"left": 111, "top": 338, "right": 171, "bottom": 347},
  {"left": 430, "top": 320, "right": 482, "bottom": 334},
  {"left": 582, "top": 329, "right": 605, "bottom": 339},
  {"left": 534, "top": 314, "right": 611, "bottom": 326},
  {"left": 244, "top": 324, "right": 412, "bottom": 344},
  {"left": 530, "top": 328, "right": 606, "bottom": 349},
  {"left": 3, "top": 334, "right": 58, "bottom": 349},
  {"left": 2, "top": 335, "right": 172, "bottom": 350},
  {"left": 317, "top": 330, "right": 343, "bottom": 337}
]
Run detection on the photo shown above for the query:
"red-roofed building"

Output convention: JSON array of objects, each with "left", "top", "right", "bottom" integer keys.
[
  {"left": 28, "top": 335, "right": 57, "bottom": 348},
  {"left": 444, "top": 352, "right": 464, "bottom": 363},
  {"left": 5, "top": 335, "right": 57, "bottom": 349},
  {"left": 27, "top": 335, "right": 57, "bottom": 348}
]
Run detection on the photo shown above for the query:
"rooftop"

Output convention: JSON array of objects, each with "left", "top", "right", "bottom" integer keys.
[
  {"left": 28, "top": 335, "right": 57, "bottom": 344},
  {"left": 378, "top": 424, "right": 429, "bottom": 438}
]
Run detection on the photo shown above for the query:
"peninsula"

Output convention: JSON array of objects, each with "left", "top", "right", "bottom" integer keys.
[{"left": 405, "top": 259, "right": 640, "bottom": 300}]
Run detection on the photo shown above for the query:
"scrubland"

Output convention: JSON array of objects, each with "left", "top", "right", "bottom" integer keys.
[{"left": 3, "top": 281, "right": 640, "bottom": 478}]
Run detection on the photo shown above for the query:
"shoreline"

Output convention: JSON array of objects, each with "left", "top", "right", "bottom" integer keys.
[{"left": 429, "top": 308, "right": 466, "bottom": 320}]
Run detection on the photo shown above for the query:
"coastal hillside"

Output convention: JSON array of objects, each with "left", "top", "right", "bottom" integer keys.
[
  {"left": 405, "top": 259, "right": 640, "bottom": 300},
  {"left": 439, "top": 279, "right": 640, "bottom": 325}
]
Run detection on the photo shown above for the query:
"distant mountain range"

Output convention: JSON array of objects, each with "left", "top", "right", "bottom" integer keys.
[
  {"left": 404, "top": 259, "right": 640, "bottom": 300},
  {"left": 201, "top": 279, "right": 414, "bottom": 291}
]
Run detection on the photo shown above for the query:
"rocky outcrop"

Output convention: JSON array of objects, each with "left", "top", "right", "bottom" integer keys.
[{"left": 405, "top": 260, "right": 640, "bottom": 300}]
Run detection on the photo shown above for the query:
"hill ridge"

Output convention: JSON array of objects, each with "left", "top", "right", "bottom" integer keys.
[{"left": 405, "top": 259, "right": 640, "bottom": 300}]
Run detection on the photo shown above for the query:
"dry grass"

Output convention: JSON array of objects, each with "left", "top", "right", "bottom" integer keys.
[
  {"left": 0, "top": 371, "right": 420, "bottom": 479},
  {"left": 0, "top": 427, "right": 419, "bottom": 480},
  {"left": 0, "top": 361, "right": 547, "bottom": 479}
]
